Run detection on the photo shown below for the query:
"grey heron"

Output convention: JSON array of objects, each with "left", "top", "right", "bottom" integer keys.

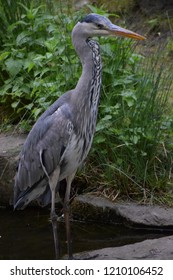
[{"left": 14, "top": 13, "right": 145, "bottom": 258}]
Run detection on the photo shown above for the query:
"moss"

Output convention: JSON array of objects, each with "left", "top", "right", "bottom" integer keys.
[{"left": 71, "top": 197, "right": 124, "bottom": 224}]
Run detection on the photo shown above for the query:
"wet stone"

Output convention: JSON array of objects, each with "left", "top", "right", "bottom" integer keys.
[
  {"left": 71, "top": 194, "right": 173, "bottom": 229},
  {"left": 74, "top": 235, "right": 173, "bottom": 260}
]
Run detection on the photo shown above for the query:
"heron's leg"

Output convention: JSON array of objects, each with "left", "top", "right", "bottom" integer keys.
[
  {"left": 49, "top": 166, "right": 60, "bottom": 220},
  {"left": 64, "top": 171, "right": 76, "bottom": 259},
  {"left": 49, "top": 168, "right": 61, "bottom": 259},
  {"left": 51, "top": 219, "right": 60, "bottom": 259}
]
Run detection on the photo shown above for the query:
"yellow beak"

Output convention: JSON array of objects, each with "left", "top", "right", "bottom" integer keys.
[{"left": 108, "top": 23, "right": 146, "bottom": 40}]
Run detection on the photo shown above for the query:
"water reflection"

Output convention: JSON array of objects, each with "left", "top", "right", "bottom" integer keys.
[
  {"left": 0, "top": 207, "right": 169, "bottom": 259},
  {"left": 51, "top": 219, "right": 60, "bottom": 259}
]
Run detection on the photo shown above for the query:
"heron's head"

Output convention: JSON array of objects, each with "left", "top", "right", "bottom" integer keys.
[{"left": 78, "top": 13, "right": 145, "bottom": 40}]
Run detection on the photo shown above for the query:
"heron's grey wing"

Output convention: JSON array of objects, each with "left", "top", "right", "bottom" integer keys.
[{"left": 14, "top": 101, "right": 73, "bottom": 208}]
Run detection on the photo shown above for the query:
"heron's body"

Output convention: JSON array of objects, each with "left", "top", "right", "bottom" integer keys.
[
  {"left": 13, "top": 13, "right": 145, "bottom": 258},
  {"left": 14, "top": 35, "right": 102, "bottom": 209}
]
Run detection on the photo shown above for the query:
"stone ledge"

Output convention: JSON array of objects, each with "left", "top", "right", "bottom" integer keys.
[
  {"left": 74, "top": 235, "right": 173, "bottom": 259},
  {"left": 71, "top": 194, "right": 173, "bottom": 228}
]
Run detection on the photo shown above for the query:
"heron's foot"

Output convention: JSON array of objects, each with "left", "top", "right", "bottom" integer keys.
[
  {"left": 50, "top": 211, "right": 58, "bottom": 221},
  {"left": 49, "top": 212, "right": 67, "bottom": 222}
]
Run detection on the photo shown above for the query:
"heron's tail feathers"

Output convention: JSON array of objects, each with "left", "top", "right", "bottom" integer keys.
[{"left": 14, "top": 179, "right": 51, "bottom": 210}]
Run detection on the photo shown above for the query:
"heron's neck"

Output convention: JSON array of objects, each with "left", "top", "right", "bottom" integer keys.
[{"left": 73, "top": 36, "right": 102, "bottom": 108}]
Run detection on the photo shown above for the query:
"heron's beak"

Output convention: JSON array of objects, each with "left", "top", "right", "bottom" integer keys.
[{"left": 108, "top": 24, "right": 146, "bottom": 40}]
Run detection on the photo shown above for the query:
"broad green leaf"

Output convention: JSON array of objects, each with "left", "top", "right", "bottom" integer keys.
[
  {"left": 16, "top": 31, "right": 31, "bottom": 46},
  {"left": 5, "top": 58, "right": 23, "bottom": 76}
]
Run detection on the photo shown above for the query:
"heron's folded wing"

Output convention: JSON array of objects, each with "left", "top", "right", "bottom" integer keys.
[{"left": 14, "top": 102, "right": 73, "bottom": 204}]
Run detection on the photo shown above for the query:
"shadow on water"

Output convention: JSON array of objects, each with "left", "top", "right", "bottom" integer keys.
[{"left": 0, "top": 207, "right": 170, "bottom": 260}]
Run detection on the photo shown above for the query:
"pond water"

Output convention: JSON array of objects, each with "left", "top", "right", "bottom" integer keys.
[{"left": 0, "top": 207, "right": 170, "bottom": 259}]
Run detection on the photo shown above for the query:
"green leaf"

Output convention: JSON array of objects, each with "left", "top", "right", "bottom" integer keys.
[
  {"left": 126, "top": 98, "right": 135, "bottom": 107},
  {"left": 132, "top": 135, "right": 139, "bottom": 144},
  {"left": 45, "top": 38, "right": 57, "bottom": 52},
  {"left": 25, "top": 103, "right": 34, "bottom": 110},
  {"left": 24, "top": 60, "right": 35, "bottom": 72},
  {"left": 33, "top": 108, "right": 42, "bottom": 118},
  {"left": 120, "top": 91, "right": 137, "bottom": 107},
  {"left": 95, "top": 135, "right": 106, "bottom": 144},
  {"left": 16, "top": 31, "right": 31, "bottom": 46},
  {"left": 11, "top": 101, "right": 19, "bottom": 109},
  {"left": 5, "top": 58, "right": 23, "bottom": 76},
  {"left": 0, "top": 52, "right": 10, "bottom": 61}
]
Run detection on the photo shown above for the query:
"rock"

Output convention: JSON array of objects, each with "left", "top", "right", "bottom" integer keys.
[
  {"left": 71, "top": 194, "right": 173, "bottom": 228},
  {"left": 74, "top": 235, "right": 173, "bottom": 259},
  {"left": 0, "top": 133, "right": 26, "bottom": 205}
]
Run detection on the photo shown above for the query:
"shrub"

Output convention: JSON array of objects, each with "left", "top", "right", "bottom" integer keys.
[{"left": 0, "top": 2, "right": 82, "bottom": 124}]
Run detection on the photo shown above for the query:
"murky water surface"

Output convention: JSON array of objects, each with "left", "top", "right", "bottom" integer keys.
[{"left": 0, "top": 207, "right": 169, "bottom": 259}]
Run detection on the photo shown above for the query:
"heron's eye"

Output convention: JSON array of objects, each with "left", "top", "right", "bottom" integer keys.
[{"left": 96, "top": 23, "right": 104, "bottom": 29}]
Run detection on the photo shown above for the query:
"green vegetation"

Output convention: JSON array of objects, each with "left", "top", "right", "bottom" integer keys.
[
  {"left": 0, "top": 1, "right": 173, "bottom": 205},
  {"left": 0, "top": 0, "right": 82, "bottom": 127}
]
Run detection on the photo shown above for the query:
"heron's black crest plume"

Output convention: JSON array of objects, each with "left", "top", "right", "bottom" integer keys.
[{"left": 80, "top": 13, "right": 111, "bottom": 27}]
